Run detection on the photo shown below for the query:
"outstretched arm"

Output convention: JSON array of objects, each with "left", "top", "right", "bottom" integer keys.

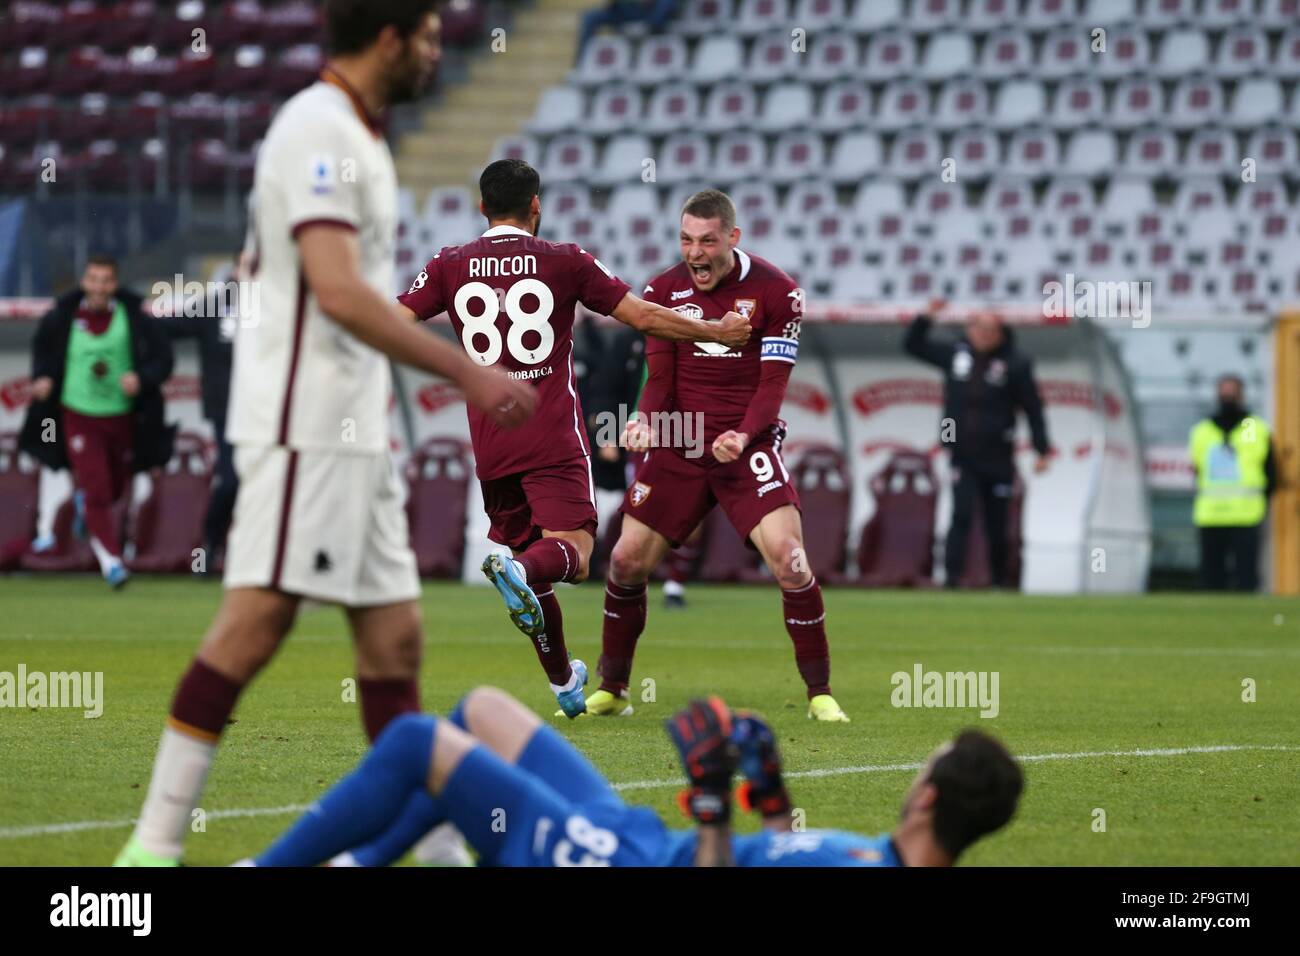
[
  {"left": 903, "top": 300, "right": 956, "bottom": 370},
  {"left": 610, "top": 292, "right": 751, "bottom": 349},
  {"left": 665, "top": 697, "right": 739, "bottom": 868}
]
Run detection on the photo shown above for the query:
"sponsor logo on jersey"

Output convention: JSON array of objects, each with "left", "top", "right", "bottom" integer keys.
[
  {"left": 309, "top": 153, "right": 336, "bottom": 195},
  {"left": 756, "top": 479, "right": 783, "bottom": 497},
  {"left": 630, "top": 481, "right": 651, "bottom": 506},
  {"left": 670, "top": 289, "right": 694, "bottom": 301}
]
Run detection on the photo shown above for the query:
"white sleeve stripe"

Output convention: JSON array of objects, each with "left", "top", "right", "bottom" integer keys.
[
  {"left": 761, "top": 336, "right": 800, "bottom": 345},
  {"left": 761, "top": 355, "right": 798, "bottom": 364}
]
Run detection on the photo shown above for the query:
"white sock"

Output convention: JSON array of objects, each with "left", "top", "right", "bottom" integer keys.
[
  {"left": 511, "top": 557, "right": 528, "bottom": 583},
  {"left": 89, "top": 536, "right": 119, "bottom": 576},
  {"left": 664, "top": 580, "right": 685, "bottom": 598},
  {"left": 549, "top": 667, "right": 582, "bottom": 695},
  {"left": 132, "top": 726, "right": 218, "bottom": 859},
  {"left": 412, "top": 823, "right": 473, "bottom": 867}
]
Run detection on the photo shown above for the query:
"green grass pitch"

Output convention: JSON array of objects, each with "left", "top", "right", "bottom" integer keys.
[{"left": 1, "top": 577, "right": 1297, "bottom": 866}]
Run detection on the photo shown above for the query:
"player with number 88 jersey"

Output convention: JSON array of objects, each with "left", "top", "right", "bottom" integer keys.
[{"left": 397, "top": 161, "right": 751, "bottom": 718}]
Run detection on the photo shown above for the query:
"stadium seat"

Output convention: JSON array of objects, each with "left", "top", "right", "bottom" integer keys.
[
  {"left": 746, "top": 30, "right": 801, "bottom": 81},
  {"left": 783, "top": 179, "right": 839, "bottom": 219},
  {"left": 632, "top": 34, "right": 688, "bottom": 84},
  {"left": 1202, "top": 0, "right": 1254, "bottom": 27},
  {"left": 1064, "top": 129, "right": 1120, "bottom": 177},
  {"left": 1155, "top": 29, "right": 1210, "bottom": 78},
  {"left": 1145, "top": 0, "right": 1196, "bottom": 28},
  {"left": 732, "top": 0, "right": 786, "bottom": 36},
  {"left": 1260, "top": 0, "right": 1300, "bottom": 27},
  {"left": 730, "top": 180, "right": 780, "bottom": 218},
  {"left": 1245, "top": 128, "right": 1299, "bottom": 181},
  {"left": 1051, "top": 77, "right": 1104, "bottom": 129},
  {"left": 1022, "top": 0, "right": 1075, "bottom": 29},
  {"left": 1229, "top": 78, "right": 1284, "bottom": 130},
  {"left": 1109, "top": 76, "right": 1163, "bottom": 130},
  {"left": 847, "top": 0, "right": 903, "bottom": 31},
  {"left": 794, "top": 0, "right": 850, "bottom": 33},
  {"left": 541, "top": 133, "right": 597, "bottom": 183},
  {"left": 967, "top": 0, "right": 1018, "bottom": 29},
  {"left": 405, "top": 438, "right": 471, "bottom": 579},
  {"left": 1036, "top": 28, "right": 1091, "bottom": 81},
  {"left": 768, "top": 131, "right": 826, "bottom": 184},
  {"left": 805, "top": 33, "right": 860, "bottom": 82},
  {"left": 814, "top": 81, "right": 872, "bottom": 132},
  {"left": 979, "top": 29, "right": 1032, "bottom": 79},
  {"left": 875, "top": 79, "right": 931, "bottom": 131},
  {"left": 128, "top": 433, "right": 213, "bottom": 573},
  {"left": 527, "top": 86, "right": 584, "bottom": 136},
  {"left": 832, "top": 130, "right": 883, "bottom": 184},
  {"left": 934, "top": 78, "right": 991, "bottom": 130},
  {"left": 672, "top": 0, "right": 731, "bottom": 37},
  {"left": 702, "top": 81, "right": 758, "bottom": 131},
  {"left": 696, "top": 508, "right": 760, "bottom": 583},
  {"left": 642, "top": 83, "right": 700, "bottom": 136},
  {"left": 1003, "top": 126, "right": 1060, "bottom": 178},
  {"left": 1123, "top": 126, "right": 1178, "bottom": 178},
  {"left": 545, "top": 182, "right": 595, "bottom": 221},
  {"left": 992, "top": 79, "right": 1047, "bottom": 129},
  {"left": 691, "top": 34, "right": 745, "bottom": 83},
  {"left": 851, "top": 178, "right": 907, "bottom": 239},
  {"left": 855, "top": 451, "right": 937, "bottom": 588},
  {"left": 492, "top": 134, "right": 540, "bottom": 169},
  {"left": 756, "top": 83, "right": 815, "bottom": 134},
  {"left": 592, "top": 133, "right": 651, "bottom": 187},
  {"left": 0, "top": 434, "right": 40, "bottom": 568},
  {"left": 714, "top": 131, "right": 767, "bottom": 180},
  {"left": 891, "top": 129, "right": 942, "bottom": 181},
  {"left": 1216, "top": 26, "right": 1269, "bottom": 79},
  {"left": 572, "top": 35, "right": 632, "bottom": 87},
  {"left": 1095, "top": 25, "right": 1151, "bottom": 78},
  {"left": 1184, "top": 127, "right": 1240, "bottom": 177},
  {"left": 949, "top": 128, "right": 1000, "bottom": 179},
  {"left": 1081, "top": 0, "right": 1138, "bottom": 23},
  {"left": 1101, "top": 176, "right": 1157, "bottom": 222},
  {"left": 788, "top": 446, "right": 852, "bottom": 581},
  {"left": 863, "top": 29, "right": 917, "bottom": 81},
  {"left": 587, "top": 84, "right": 641, "bottom": 136},
  {"left": 1168, "top": 77, "right": 1224, "bottom": 130},
  {"left": 907, "top": 0, "right": 961, "bottom": 32},
  {"left": 981, "top": 177, "right": 1036, "bottom": 217},
  {"left": 657, "top": 132, "right": 713, "bottom": 185},
  {"left": 920, "top": 31, "right": 975, "bottom": 80},
  {"left": 1175, "top": 177, "right": 1229, "bottom": 219}
]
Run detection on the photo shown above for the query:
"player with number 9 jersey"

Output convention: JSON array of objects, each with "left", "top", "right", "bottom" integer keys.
[{"left": 397, "top": 160, "right": 752, "bottom": 718}]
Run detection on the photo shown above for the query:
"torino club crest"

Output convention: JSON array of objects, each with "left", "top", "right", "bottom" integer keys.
[{"left": 630, "top": 481, "right": 652, "bottom": 506}]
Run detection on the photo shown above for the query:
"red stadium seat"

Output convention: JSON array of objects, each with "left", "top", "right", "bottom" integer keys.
[
  {"left": 696, "top": 508, "right": 761, "bottom": 583},
  {"left": 405, "top": 438, "right": 472, "bottom": 578},
  {"left": 856, "top": 451, "right": 937, "bottom": 588},
  {"left": 0, "top": 434, "right": 40, "bottom": 571},
  {"left": 788, "top": 446, "right": 851, "bottom": 582},
  {"left": 128, "top": 433, "right": 213, "bottom": 573}
]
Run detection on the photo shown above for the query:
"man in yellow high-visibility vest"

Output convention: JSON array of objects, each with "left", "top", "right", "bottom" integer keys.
[{"left": 1189, "top": 374, "right": 1277, "bottom": 591}]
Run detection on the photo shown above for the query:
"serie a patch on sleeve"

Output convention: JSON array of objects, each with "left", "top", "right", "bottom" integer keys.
[{"left": 760, "top": 337, "right": 799, "bottom": 363}]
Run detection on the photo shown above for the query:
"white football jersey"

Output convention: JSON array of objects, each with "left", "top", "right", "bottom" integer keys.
[{"left": 228, "top": 75, "right": 398, "bottom": 454}]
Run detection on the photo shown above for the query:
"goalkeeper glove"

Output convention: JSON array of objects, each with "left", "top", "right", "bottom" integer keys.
[
  {"left": 665, "top": 697, "right": 738, "bottom": 824},
  {"left": 732, "top": 712, "right": 792, "bottom": 821}
]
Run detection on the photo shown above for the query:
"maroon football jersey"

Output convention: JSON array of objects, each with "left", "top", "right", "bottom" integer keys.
[
  {"left": 398, "top": 225, "right": 631, "bottom": 480},
  {"left": 642, "top": 248, "right": 801, "bottom": 449}
]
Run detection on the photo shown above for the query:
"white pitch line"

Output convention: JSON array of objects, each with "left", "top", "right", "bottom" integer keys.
[{"left": 2, "top": 743, "right": 1296, "bottom": 841}]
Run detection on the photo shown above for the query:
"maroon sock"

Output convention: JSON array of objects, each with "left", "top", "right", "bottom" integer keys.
[
  {"left": 358, "top": 678, "right": 421, "bottom": 742},
  {"left": 598, "top": 578, "right": 647, "bottom": 694},
  {"left": 169, "top": 658, "right": 245, "bottom": 741},
  {"left": 782, "top": 578, "right": 831, "bottom": 698},
  {"left": 666, "top": 543, "right": 698, "bottom": 584},
  {"left": 533, "top": 588, "right": 573, "bottom": 686},
  {"left": 516, "top": 537, "right": 580, "bottom": 586}
]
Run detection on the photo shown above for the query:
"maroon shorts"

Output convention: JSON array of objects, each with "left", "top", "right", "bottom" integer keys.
[
  {"left": 620, "top": 430, "right": 800, "bottom": 548},
  {"left": 481, "top": 456, "right": 598, "bottom": 551}
]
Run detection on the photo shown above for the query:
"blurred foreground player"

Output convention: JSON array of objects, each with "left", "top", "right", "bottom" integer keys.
[
  {"left": 249, "top": 692, "right": 1022, "bottom": 867},
  {"left": 593, "top": 189, "right": 849, "bottom": 721},
  {"left": 115, "top": 0, "right": 536, "bottom": 867},
  {"left": 396, "top": 160, "right": 750, "bottom": 718}
]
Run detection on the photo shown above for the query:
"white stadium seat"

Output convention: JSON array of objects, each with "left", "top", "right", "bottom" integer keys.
[
  {"left": 1044, "top": 177, "right": 1097, "bottom": 214},
  {"left": 746, "top": 30, "right": 802, "bottom": 81},
  {"left": 1245, "top": 128, "right": 1299, "bottom": 180},
  {"left": 992, "top": 79, "right": 1047, "bottom": 129},
  {"left": 1021, "top": 0, "right": 1076, "bottom": 30},
  {"left": 979, "top": 29, "right": 1033, "bottom": 79},
  {"left": 1174, "top": 177, "right": 1229, "bottom": 218},
  {"left": 1064, "top": 129, "right": 1119, "bottom": 177},
  {"left": 890, "top": 128, "right": 942, "bottom": 180},
  {"left": 734, "top": 0, "right": 789, "bottom": 38},
  {"left": 920, "top": 31, "right": 975, "bottom": 81},
  {"left": 656, "top": 131, "right": 713, "bottom": 184},
  {"left": 702, "top": 82, "right": 758, "bottom": 131},
  {"left": 590, "top": 133, "right": 649, "bottom": 186},
  {"left": 1229, "top": 78, "right": 1284, "bottom": 130},
  {"left": 1215, "top": 26, "right": 1269, "bottom": 79},
  {"left": 756, "top": 83, "right": 815, "bottom": 134},
  {"left": 783, "top": 179, "right": 839, "bottom": 219},
  {"left": 1036, "top": 27, "right": 1092, "bottom": 81},
  {"left": 1123, "top": 127, "right": 1179, "bottom": 179},
  {"left": 805, "top": 33, "right": 861, "bottom": 83},
  {"left": 492, "top": 134, "right": 540, "bottom": 169},
  {"left": 690, "top": 35, "right": 745, "bottom": 84},
  {"left": 543, "top": 183, "right": 594, "bottom": 221},
  {"left": 642, "top": 83, "right": 700, "bottom": 136},
  {"left": 730, "top": 180, "right": 780, "bottom": 218},
  {"left": 1168, "top": 77, "right": 1225, "bottom": 131},
  {"left": 1050, "top": 77, "right": 1104, "bottom": 129},
  {"left": 1094, "top": 26, "right": 1150, "bottom": 79},
  {"left": 586, "top": 84, "right": 641, "bottom": 136},
  {"left": 633, "top": 35, "right": 688, "bottom": 84},
  {"left": 967, "top": 0, "right": 1018, "bottom": 30},
  {"left": 1274, "top": 27, "right": 1300, "bottom": 81},
  {"left": 814, "top": 81, "right": 871, "bottom": 132},
  {"left": 572, "top": 35, "right": 631, "bottom": 87},
  {"left": 527, "top": 86, "right": 583, "bottom": 136},
  {"left": 907, "top": 0, "right": 962, "bottom": 33},
  {"left": 1154, "top": 29, "right": 1210, "bottom": 79},
  {"left": 714, "top": 130, "right": 768, "bottom": 180},
  {"left": 606, "top": 183, "right": 661, "bottom": 221},
  {"left": 949, "top": 128, "right": 1000, "bottom": 179},
  {"left": 934, "top": 78, "right": 991, "bottom": 130},
  {"left": 1144, "top": 0, "right": 1196, "bottom": 29},
  {"left": 863, "top": 30, "right": 917, "bottom": 81},
  {"left": 875, "top": 79, "right": 930, "bottom": 131},
  {"left": 981, "top": 179, "right": 1036, "bottom": 218},
  {"left": 1260, "top": 0, "right": 1300, "bottom": 28},
  {"left": 1184, "top": 127, "right": 1240, "bottom": 177},
  {"left": 768, "top": 131, "right": 826, "bottom": 183},
  {"left": 848, "top": 0, "right": 903, "bottom": 32},
  {"left": 827, "top": 130, "right": 884, "bottom": 184},
  {"left": 1003, "top": 126, "right": 1061, "bottom": 177},
  {"left": 672, "top": 0, "right": 731, "bottom": 37},
  {"left": 1202, "top": 0, "right": 1254, "bottom": 27},
  {"left": 1109, "top": 76, "right": 1163, "bottom": 130},
  {"left": 793, "top": 0, "right": 848, "bottom": 31},
  {"left": 1081, "top": 0, "right": 1137, "bottom": 23}
]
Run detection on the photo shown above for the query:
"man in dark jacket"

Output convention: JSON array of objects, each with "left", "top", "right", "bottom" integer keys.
[
  {"left": 20, "top": 255, "right": 175, "bottom": 587},
  {"left": 904, "top": 302, "right": 1050, "bottom": 588}
]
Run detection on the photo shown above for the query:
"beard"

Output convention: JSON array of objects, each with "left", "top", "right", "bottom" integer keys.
[{"left": 386, "top": 46, "right": 434, "bottom": 105}]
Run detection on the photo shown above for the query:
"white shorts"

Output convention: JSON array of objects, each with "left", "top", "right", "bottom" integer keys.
[{"left": 223, "top": 445, "right": 420, "bottom": 607}]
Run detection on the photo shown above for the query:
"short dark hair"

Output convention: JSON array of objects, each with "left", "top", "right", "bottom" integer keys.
[
  {"left": 927, "top": 730, "right": 1023, "bottom": 860},
  {"left": 479, "top": 159, "right": 540, "bottom": 222},
  {"left": 681, "top": 189, "right": 736, "bottom": 233},
  {"left": 85, "top": 254, "right": 118, "bottom": 275},
  {"left": 325, "top": 0, "right": 439, "bottom": 56},
  {"left": 1217, "top": 373, "right": 1244, "bottom": 392}
]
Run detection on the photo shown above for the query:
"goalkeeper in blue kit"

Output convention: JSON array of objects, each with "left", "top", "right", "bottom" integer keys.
[{"left": 248, "top": 690, "right": 1022, "bottom": 867}]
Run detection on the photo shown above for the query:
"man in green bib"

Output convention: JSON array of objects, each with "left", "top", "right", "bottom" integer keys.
[
  {"left": 1188, "top": 374, "right": 1278, "bottom": 591},
  {"left": 21, "top": 255, "right": 175, "bottom": 588}
]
